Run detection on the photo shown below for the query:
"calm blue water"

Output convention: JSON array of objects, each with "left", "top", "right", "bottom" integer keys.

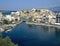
[
  {"left": 2, "top": 11, "right": 17, "bottom": 16},
  {"left": 2, "top": 22, "right": 60, "bottom": 46}
]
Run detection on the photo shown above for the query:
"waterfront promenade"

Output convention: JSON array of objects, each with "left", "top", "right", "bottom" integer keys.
[{"left": 26, "top": 22, "right": 60, "bottom": 28}]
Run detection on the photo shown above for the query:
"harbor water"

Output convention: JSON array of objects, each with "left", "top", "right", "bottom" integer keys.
[{"left": 2, "top": 22, "right": 60, "bottom": 46}]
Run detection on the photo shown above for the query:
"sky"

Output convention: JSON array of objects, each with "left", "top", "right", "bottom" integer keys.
[{"left": 0, "top": 0, "right": 60, "bottom": 10}]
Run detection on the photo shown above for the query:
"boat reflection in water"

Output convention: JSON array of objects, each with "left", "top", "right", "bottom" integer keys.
[{"left": 2, "top": 22, "right": 60, "bottom": 46}]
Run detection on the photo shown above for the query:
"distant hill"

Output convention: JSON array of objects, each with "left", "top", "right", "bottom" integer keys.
[{"left": 49, "top": 6, "right": 60, "bottom": 13}]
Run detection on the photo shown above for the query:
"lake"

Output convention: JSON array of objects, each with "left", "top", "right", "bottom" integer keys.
[{"left": 2, "top": 22, "right": 60, "bottom": 46}]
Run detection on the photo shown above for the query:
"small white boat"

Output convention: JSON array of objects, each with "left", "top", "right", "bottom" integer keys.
[{"left": 5, "top": 29, "right": 12, "bottom": 32}]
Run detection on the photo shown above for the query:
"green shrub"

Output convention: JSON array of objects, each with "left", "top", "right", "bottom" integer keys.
[{"left": 0, "top": 34, "right": 18, "bottom": 46}]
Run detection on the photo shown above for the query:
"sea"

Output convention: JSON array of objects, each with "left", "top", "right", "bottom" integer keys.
[
  {"left": 1, "top": 11, "right": 60, "bottom": 46},
  {"left": 2, "top": 11, "right": 17, "bottom": 16}
]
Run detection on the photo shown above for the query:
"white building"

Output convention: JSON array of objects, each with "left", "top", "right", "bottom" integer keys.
[
  {"left": 31, "top": 8, "right": 36, "bottom": 12},
  {"left": 15, "top": 11, "right": 20, "bottom": 16},
  {"left": 5, "top": 15, "right": 12, "bottom": 21},
  {"left": 11, "top": 12, "right": 15, "bottom": 15},
  {"left": 11, "top": 11, "right": 20, "bottom": 16}
]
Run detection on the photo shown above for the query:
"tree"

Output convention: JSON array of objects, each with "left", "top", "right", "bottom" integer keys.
[
  {"left": 3, "top": 19, "right": 13, "bottom": 24},
  {"left": 35, "top": 10, "right": 41, "bottom": 12},
  {"left": 0, "top": 34, "right": 18, "bottom": 46}
]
